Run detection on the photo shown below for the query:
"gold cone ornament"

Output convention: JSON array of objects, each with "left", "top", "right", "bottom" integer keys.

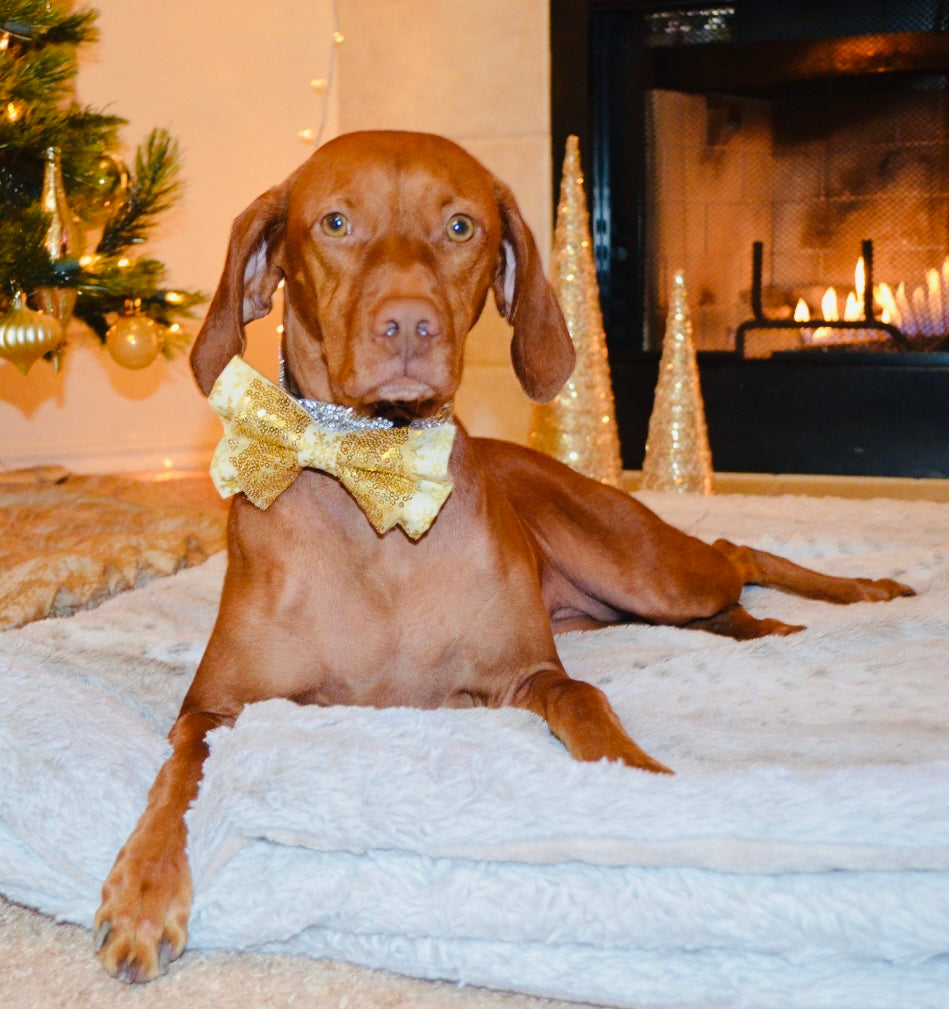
[
  {"left": 640, "top": 270, "right": 713, "bottom": 494},
  {"left": 0, "top": 290, "right": 65, "bottom": 374},
  {"left": 34, "top": 147, "right": 84, "bottom": 329},
  {"left": 528, "top": 135, "right": 623, "bottom": 486}
]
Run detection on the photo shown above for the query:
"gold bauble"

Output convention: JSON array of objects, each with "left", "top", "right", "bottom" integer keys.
[
  {"left": 527, "top": 135, "right": 623, "bottom": 486},
  {"left": 106, "top": 311, "right": 164, "bottom": 369},
  {"left": 87, "top": 152, "right": 130, "bottom": 223},
  {"left": 640, "top": 270, "right": 714, "bottom": 494},
  {"left": 34, "top": 147, "right": 84, "bottom": 328},
  {"left": 0, "top": 291, "right": 65, "bottom": 375}
]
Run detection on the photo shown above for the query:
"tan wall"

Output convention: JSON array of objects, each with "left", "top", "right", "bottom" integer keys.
[
  {"left": 0, "top": 0, "right": 551, "bottom": 474},
  {"left": 335, "top": 0, "right": 552, "bottom": 442}
]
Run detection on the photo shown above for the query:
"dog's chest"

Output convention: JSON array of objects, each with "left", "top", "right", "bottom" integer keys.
[{"left": 235, "top": 472, "right": 554, "bottom": 709}]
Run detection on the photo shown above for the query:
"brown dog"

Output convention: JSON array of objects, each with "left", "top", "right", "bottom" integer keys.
[{"left": 93, "top": 131, "right": 913, "bottom": 982}]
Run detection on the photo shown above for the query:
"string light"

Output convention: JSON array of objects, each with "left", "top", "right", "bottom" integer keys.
[
  {"left": 298, "top": 0, "right": 342, "bottom": 147},
  {"left": 284, "top": 8, "right": 342, "bottom": 339}
]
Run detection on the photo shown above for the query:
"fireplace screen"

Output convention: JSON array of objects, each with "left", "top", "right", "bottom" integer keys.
[
  {"left": 582, "top": 0, "right": 949, "bottom": 358},
  {"left": 647, "top": 73, "right": 949, "bottom": 357}
]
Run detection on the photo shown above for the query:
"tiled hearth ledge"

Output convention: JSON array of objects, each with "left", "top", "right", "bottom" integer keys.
[
  {"left": 133, "top": 469, "right": 949, "bottom": 504},
  {"left": 14, "top": 466, "right": 940, "bottom": 505},
  {"left": 622, "top": 471, "right": 949, "bottom": 502}
]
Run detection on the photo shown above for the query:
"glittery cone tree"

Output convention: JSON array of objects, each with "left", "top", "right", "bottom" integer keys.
[
  {"left": 527, "top": 136, "right": 623, "bottom": 486},
  {"left": 640, "top": 270, "right": 714, "bottom": 494}
]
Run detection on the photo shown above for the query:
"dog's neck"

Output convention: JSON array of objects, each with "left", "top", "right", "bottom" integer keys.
[{"left": 278, "top": 354, "right": 454, "bottom": 433}]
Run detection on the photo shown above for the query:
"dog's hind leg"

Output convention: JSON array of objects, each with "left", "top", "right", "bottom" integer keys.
[
  {"left": 683, "top": 602, "right": 804, "bottom": 639},
  {"left": 711, "top": 539, "right": 915, "bottom": 604}
]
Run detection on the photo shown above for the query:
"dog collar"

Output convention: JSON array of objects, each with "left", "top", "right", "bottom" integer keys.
[{"left": 278, "top": 354, "right": 454, "bottom": 433}]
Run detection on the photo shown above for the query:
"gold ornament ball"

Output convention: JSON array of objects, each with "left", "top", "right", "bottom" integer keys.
[
  {"left": 106, "top": 313, "right": 164, "bottom": 369},
  {"left": 89, "top": 153, "right": 130, "bottom": 217},
  {"left": 0, "top": 292, "right": 64, "bottom": 374}
]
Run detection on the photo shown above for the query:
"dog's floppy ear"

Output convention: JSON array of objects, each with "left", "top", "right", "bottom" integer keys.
[
  {"left": 190, "top": 170, "right": 301, "bottom": 395},
  {"left": 491, "top": 181, "right": 575, "bottom": 402}
]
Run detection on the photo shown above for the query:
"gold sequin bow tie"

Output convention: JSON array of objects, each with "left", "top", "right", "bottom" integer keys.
[{"left": 208, "top": 356, "right": 455, "bottom": 538}]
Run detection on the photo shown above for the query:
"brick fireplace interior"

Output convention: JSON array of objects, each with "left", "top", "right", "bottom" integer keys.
[
  {"left": 551, "top": 0, "right": 949, "bottom": 477},
  {"left": 647, "top": 83, "right": 949, "bottom": 356}
]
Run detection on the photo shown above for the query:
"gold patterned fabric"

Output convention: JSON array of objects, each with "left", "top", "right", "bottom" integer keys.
[{"left": 208, "top": 356, "right": 455, "bottom": 538}]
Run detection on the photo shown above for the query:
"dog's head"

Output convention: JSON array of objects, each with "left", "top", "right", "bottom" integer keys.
[{"left": 190, "top": 131, "right": 575, "bottom": 419}]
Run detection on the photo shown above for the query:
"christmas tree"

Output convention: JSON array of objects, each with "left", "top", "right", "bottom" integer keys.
[{"left": 0, "top": 1, "right": 202, "bottom": 373}]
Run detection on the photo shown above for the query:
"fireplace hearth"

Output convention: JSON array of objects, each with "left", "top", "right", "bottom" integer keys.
[{"left": 551, "top": 0, "right": 949, "bottom": 477}]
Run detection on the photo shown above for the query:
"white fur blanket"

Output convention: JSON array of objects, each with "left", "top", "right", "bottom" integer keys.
[{"left": 1, "top": 491, "right": 947, "bottom": 1008}]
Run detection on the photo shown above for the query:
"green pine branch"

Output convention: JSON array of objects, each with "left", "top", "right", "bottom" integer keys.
[
  {"left": 73, "top": 255, "right": 205, "bottom": 339},
  {"left": 0, "top": 2, "right": 205, "bottom": 358},
  {"left": 0, "top": 204, "right": 49, "bottom": 288},
  {"left": 97, "top": 128, "right": 183, "bottom": 253},
  {"left": 0, "top": 5, "right": 97, "bottom": 106},
  {"left": 1, "top": 43, "right": 74, "bottom": 107},
  {"left": 0, "top": 107, "right": 125, "bottom": 212},
  {"left": 1, "top": 3, "right": 97, "bottom": 46}
]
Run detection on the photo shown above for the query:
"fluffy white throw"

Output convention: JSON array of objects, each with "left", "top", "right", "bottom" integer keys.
[{"left": 1, "top": 491, "right": 947, "bottom": 1008}]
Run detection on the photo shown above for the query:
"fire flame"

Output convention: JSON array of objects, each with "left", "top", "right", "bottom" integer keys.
[{"left": 799, "top": 254, "right": 948, "bottom": 344}]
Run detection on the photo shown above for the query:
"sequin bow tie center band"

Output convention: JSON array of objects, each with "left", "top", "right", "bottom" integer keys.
[{"left": 207, "top": 356, "right": 456, "bottom": 539}]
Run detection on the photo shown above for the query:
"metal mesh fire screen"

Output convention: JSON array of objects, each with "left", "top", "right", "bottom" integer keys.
[{"left": 586, "top": 0, "right": 949, "bottom": 357}]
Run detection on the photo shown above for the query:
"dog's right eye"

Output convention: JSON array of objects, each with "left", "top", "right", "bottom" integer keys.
[
  {"left": 320, "top": 212, "right": 350, "bottom": 237},
  {"left": 447, "top": 214, "right": 475, "bottom": 242}
]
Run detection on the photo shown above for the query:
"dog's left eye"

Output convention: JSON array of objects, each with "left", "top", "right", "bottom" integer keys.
[
  {"left": 320, "top": 212, "right": 351, "bottom": 237},
  {"left": 447, "top": 214, "right": 475, "bottom": 242}
]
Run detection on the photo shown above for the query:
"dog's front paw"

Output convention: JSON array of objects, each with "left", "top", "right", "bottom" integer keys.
[{"left": 94, "top": 837, "right": 192, "bottom": 983}]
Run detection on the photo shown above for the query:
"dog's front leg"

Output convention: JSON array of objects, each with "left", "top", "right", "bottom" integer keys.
[
  {"left": 94, "top": 709, "right": 230, "bottom": 982},
  {"left": 513, "top": 667, "right": 672, "bottom": 774}
]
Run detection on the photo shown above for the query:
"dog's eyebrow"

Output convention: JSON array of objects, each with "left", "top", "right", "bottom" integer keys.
[
  {"left": 432, "top": 192, "right": 485, "bottom": 218},
  {"left": 314, "top": 193, "right": 358, "bottom": 211}
]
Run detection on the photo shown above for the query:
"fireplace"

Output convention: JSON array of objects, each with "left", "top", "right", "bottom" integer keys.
[{"left": 550, "top": 0, "right": 949, "bottom": 477}]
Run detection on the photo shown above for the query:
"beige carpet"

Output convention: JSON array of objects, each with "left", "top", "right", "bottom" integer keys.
[{"left": 0, "top": 898, "right": 600, "bottom": 1009}]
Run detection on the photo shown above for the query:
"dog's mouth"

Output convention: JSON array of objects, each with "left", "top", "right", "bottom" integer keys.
[
  {"left": 368, "top": 395, "right": 446, "bottom": 426},
  {"left": 361, "top": 379, "right": 451, "bottom": 425}
]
